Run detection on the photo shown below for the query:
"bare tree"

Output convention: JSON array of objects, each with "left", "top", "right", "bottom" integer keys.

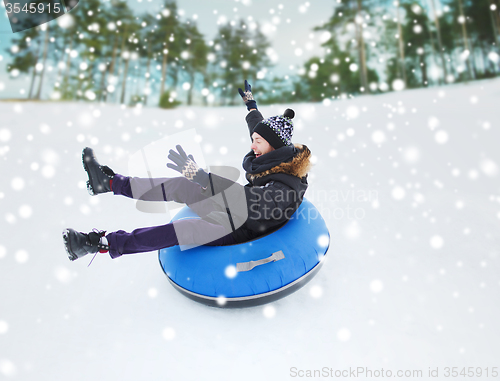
[
  {"left": 356, "top": 0, "right": 370, "bottom": 92},
  {"left": 396, "top": 1, "right": 408, "bottom": 87},
  {"left": 457, "top": 0, "right": 475, "bottom": 79},
  {"left": 35, "top": 24, "right": 50, "bottom": 99},
  {"left": 428, "top": 0, "right": 449, "bottom": 82}
]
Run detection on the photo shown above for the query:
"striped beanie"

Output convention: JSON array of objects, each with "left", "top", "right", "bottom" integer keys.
[{"left": 253, "top": 109, "right": 295, "bottom": 149}]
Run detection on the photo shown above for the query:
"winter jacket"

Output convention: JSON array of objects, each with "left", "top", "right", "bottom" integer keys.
[{"left": 200, "top": 110, "right": 312, "bottom": 244}]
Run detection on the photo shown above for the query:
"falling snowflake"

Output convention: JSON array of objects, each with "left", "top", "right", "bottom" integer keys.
[
  {"left": 337, "top": 328, "right": 351, "bottom": 342},
  {"left": 162, "top": 327, "right": 176, "bottom": 341},
  {"left": 14, "top": 250, "right": 29, "bottom": 264},
  {"left": 430, "top": 235, "right": 444, "bottom": 249},
  {"left": 370, "top": 279, "right": 384, "bottom": 293},
  {"left": 224, "top": 265, "right": 237, "bottom": 279},
  {"left": 309, "top": 285, "right": 323, "bottom": 298},
  {"left": 263, "top": 305, "right": 276, "bottom": 318}
]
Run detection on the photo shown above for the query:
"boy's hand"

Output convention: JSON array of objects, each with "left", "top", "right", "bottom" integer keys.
[
  {"left": 238, "top": 80, "right": 257, "bottom": 111},
  {"left": 167, "top": 145, "right": 210, "bottom": 188}
]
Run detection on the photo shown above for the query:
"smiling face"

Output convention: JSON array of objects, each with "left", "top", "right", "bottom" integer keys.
[{"left": 251, "top": 132, "right": 275, "bottom": 158}]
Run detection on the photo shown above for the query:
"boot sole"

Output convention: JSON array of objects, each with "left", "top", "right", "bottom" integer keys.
[
  {"left": 82, "top": 147, "right": 106, "bottom": 196},
  {"left": 62, "top": 229, "right": 78, "bottom": 261},
  {"left": 82, "top": 148, "right": 96, "bottom": 196}
]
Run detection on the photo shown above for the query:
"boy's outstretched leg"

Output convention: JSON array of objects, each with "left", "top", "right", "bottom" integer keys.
[
  {"left": 106, "top": 219, "right": 235, "bottom": 259},
  {"left": 81, "top": 147, "right": 205, "bottom": 206},
  {"left": 83, "top": 147, "right": 115, "bottom": 196},
  {"left": 63, "top": 220, "right": 235, "bottom": 261}
]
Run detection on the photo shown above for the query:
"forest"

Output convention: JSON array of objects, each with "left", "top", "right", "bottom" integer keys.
[{"left": 5, "top": 0, "right": 500, "bottom": 107}]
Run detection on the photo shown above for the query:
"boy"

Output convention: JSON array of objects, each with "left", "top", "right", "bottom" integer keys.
[{"left": 63, "top": 81, "right": 311, "bottom": 261}]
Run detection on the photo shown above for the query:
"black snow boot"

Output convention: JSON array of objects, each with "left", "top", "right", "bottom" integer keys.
[
  {"left": 62, "top": 228, "right": 109, "bottom": 261},
  {"left": 82, "top": 147, "right": 115, "bottom": 196}
]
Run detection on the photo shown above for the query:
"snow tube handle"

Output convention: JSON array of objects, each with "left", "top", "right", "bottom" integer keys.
[{"left": 236, "top": 250, "right": 285, "bottom": 272}]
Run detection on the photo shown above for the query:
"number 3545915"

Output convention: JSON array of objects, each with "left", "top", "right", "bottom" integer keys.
[
  {"left": 6, "top": 2, "right": 62, "bottom": 14},
  {"left": 443, "top": 367, "right": 498, "bottom": 377}
]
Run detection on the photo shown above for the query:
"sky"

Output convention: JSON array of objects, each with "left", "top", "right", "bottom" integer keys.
[{"left": 0, "top": 0, "right": 336, "bottom": 99}]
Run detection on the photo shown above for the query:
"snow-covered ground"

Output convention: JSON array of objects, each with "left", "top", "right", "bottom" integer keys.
[{"left": 1, "top": 79, "right": 499, "bottom": 380}]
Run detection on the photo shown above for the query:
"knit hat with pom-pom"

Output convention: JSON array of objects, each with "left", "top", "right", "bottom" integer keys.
[{"left": 253, "top": 108, "right": 295, "bottom": 149}]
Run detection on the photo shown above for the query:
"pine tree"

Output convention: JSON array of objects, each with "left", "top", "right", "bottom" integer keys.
[
  {"left": 211, "top": 20, "right": 272, "bottom": 105},
  {"left": 155, "top": 0, "right": 182, "bottom": 99},
  {"left": 6, "top": 27, "right": 40, "bottom": 99},
  {"left": 34, "top": 24, "right": 50, "bottom": 99},
  {"left": 395, "top": 1, "right": 408, "bottom": 87},
  {"left": 428, "top": 0, "right": 449, "bottom": 82},
  {"left": 400, "top": 1, "right": 433, "bottom": 87},
  {"left": 315, "top": 0, "right": 379, "bottom": 94},
  {"left": 461, "top": 0, "right": 500, "bottom": 75},
  {"left": 118, "top": 19, "right": 141, "bottom": 104},
  {"left": 179, "top": 20, "right": 208, "bottom": 105},
  {"left": 139, "top": 13, "right": 158, "bottom": 105},
  {"left": 296, "top": 38, "right": 377, "bottom": 100},
  {"left": 455, "top": 0, "right": 475, "bottom": 79}
]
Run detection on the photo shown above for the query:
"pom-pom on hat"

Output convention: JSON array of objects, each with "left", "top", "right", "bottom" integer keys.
[{"left": 253, "top": 108, "right": 295, "bottom": 149}]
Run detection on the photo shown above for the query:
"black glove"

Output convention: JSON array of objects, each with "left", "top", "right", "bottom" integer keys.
[
  {"left": 238, "top": 80, "right": 257, "bottom": 111},
  {"left": 167, "top": 145, "right": 210, "bottom": 188}
]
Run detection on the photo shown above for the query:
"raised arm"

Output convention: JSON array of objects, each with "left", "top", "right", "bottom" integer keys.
[
  {"left": 238, "top": 79, "right": 264, "bottom": 139},
  {"left": 245, "top": 109, "right": 264, "bottom": 137}
]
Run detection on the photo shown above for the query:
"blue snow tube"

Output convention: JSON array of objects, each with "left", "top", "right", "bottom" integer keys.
[{"left": 158, "top": 198, "right": 330, "bottom": 308}]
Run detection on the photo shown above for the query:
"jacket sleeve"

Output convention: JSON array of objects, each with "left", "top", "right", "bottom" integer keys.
[
  {"left": 199, "top": 173, "right": 249, "bottom": 232},
  {"left": 245, "top": 110, "right": 264, "bottom": 139}
]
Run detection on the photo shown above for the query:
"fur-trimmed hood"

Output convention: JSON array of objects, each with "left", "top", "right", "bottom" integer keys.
[
  {"left": 243, "top": 143, "right": 312, "bottom": 181},
  {"left": 250, "top": 144, "right": 311, "bottom": 180}
]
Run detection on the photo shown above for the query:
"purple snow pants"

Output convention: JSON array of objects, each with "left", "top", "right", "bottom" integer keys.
[{"left": 106, "top": 175, "right": 236, "bottom": 258}]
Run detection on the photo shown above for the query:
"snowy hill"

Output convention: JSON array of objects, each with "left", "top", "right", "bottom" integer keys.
[{"left": 1, "top": 79, "right": 499, "bottom": 380}]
